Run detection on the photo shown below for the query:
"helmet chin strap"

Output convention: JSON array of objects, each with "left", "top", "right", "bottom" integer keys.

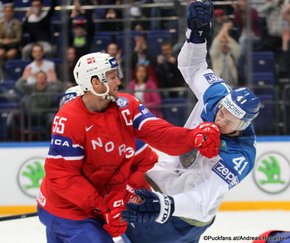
[{"left": 90, "top": 83, "right": 116, "bottom": 102}]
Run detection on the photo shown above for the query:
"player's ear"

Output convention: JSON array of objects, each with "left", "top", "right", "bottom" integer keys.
[{"left": 90, "top": 76, "right": 101, "bottom": 88}]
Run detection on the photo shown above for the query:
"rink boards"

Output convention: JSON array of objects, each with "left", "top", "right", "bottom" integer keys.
[{"left": 0, "top": 137, "right": 289, "bottom": 215}]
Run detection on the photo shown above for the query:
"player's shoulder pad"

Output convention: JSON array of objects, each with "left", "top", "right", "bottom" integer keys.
[
  {"left": 56, "top": 97, "right": 87, "bottom": 132},
  {"left": 201, "top": 82, "right": 230, "bottom": 121},
  {"left": 213, "top": 135, "right": 256, "bottom": 189},
  {"left": 58, "top": 97, "right": 80, "bottom": 116},
  {"left": 203, "top": 81, "right": 229, "bottom": 104}
]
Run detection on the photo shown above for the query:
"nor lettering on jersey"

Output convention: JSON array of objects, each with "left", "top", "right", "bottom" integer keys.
[
  {"left": 204, "top": 73, "right": 223, "bottom": 84},
  {"left": 212, "top": 159, "right": 240, "bottom": 189}
]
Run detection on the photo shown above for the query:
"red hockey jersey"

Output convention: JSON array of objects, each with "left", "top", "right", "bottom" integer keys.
[{"left": 37, "top": 93, "right": 196, "bottom": 220}]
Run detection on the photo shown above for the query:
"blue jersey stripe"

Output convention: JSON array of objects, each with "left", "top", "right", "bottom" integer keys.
[
  {"left": 135, "top": 139, "right": 147, "bottom": 155},
  {"left": 133, "top": 104, "right": 156, "bottom": 129},
  {"left": 47, "top": 154, "right": 85, "bottom": 160},
  {"left": 48, "top": 134, "right": 84, "bottom": 158}
]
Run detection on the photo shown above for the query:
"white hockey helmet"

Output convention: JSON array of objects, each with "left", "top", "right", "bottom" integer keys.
[
  {"left": 73, "top": 52, "right": 119, "bottom": 92},
  {"left": 59, "top": 85, "right": 84, "bottom": 108}
]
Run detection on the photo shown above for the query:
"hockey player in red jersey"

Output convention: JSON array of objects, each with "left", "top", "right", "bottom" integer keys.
[
  {"left": 62, "top": 85, "right": 159, "bottom": 203},
  {"left": 58, "top": 85, "right": 158, "bottom": 205},
  {"left": 37, "top": 52, "right": 221, "bottom": 243}
]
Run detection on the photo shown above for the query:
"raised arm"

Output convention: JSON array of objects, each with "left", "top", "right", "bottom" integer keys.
[{"left": 177, "top": 1, "right": 214, "bottom": 98}]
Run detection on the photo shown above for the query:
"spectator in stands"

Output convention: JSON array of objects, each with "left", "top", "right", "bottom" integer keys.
[
  {"left": 251, "top": 0, "right": 268, "bottom": 41},
  {"left": 258, "top": 0, "right": 289, "bottom": 52},
  {"left": 70, "top": 0, "right": 97, "bottom": 18},
  {"left": 282, "top": 3, "right": 290, "bottom": 80},
  {"left": 22, "top": 0, "right": 57, "bottom": 60},
  {"left": 283, "top": 2, "right": 290, "bottom": 23},
  {"left": 106, "top": 43, "right": 122, "bottom": 66},
  {"left": 60, "top": 47, "right": 78, "bottom": 88},
  {"left": 0, "top": 3, "right": 22, "bottom": 79},
  {"left": 15, "top": 70, "right": 64, "bottom": 140},
  {"left": 69, "top": 0, "right": 94, "bottom": 59},
  {"left": 131, "top": 34, "right": 158, "bottom": 84},
  {"left": 233, "top": 0, "right": 261, "bottom": 53},
  {"left": 133, "top": 22, "right": 146, "bottom": 32},
  {"left": 0, "top": 2, "right": 3, "bottom": 19},
  {"left": 155, "top": 41, "right": 184, "bottom": 97},
  {"left": 212, "top": 9, "right": 228, "bottom": 39},
  {"left": 128, "top": 64, "right": 162, "bottom": 117},
  {"left": 209, "top": 21, "right": 241, "bottom": 88},
  {"left": 106, "top": 42, "right": 124, "bottom": 82},
  {"left": 145, "top": 0, "right": 178, "bottom": 31},
  {"left": 16, "top": 70, "right": 63, "bottom": 98},
  {"left": 99, "top": 7, "right": 123, "bottom": 32},
  {"left": 129, "top": 6, "right": 149, "bottom": 31},
  {"left": 21, "top": 43, "right": 57, "bottom": 85},
  {"left": 258, "top": 0, "right": 290, "bottom": 76}
]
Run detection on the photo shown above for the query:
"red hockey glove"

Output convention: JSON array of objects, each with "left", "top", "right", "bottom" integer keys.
[
  {"left": 192, "top": 122, "right": 221, "bottom": 158},
  {"left": 103, "top": 191, "right": 128, "bottom": 237},
  {"left": 124, "top": 184, "right": 143, "bottom": 204}
]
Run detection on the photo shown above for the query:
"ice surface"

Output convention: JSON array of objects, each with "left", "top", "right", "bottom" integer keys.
[{"left": 0, "top": 211, "right": 289, "bottom": 243}]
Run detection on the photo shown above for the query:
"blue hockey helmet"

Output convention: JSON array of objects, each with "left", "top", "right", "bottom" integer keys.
[{"left": 219, "top": 87, "right": 260, "bottom": 130}]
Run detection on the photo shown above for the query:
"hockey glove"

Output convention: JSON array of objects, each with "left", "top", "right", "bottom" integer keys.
[
  {"left": 103, "top": 191, "right": 128, "bottom": 237},
  {"left": 122, "top": 189, "right": 174, "bottom": 225},
  {"left": 124, "top": 184, "right": 143, "bottom": 204},
  {"left": 186, "top": 0, "right": 214, "bottom": 43},
  {"left": 192, "top": 122, "right": 220, "bottom": 158}
]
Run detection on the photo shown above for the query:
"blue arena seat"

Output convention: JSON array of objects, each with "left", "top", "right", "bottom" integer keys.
[
  {"left": 282, "top": 84, "right": 290, "bottom": 134},
  {"left": 0, "top": 111, "right": 13, "bottom": 141},
  {"left": 13, "top": 0, "right": 30, "bottom": 7},
  {"left": 115, "top": 31, "right": 142, "bottom": 52},
  {"left": 0, "top": 80, "right": 20, "bottom": 105},
  {"left": 4, "top": 59, "right": 30, "bottom": 81},
  {"left": 0, "top": 101, "right": 19, "bottom": 110},
  {"left": 0, "top": 78, "right": 20, "bottom": 140},
  {"left": 0, "top": 80, "right": 17, "bottom": 93},
  {"left": 48, "top": 57, "right": 62, "bottom": 66},
  {"left": 252, "top": 91, "right": 276, "bottom": 135},
  {"left": 91, "top": 32, "right": 113, "bottom": 52},
  {"left": 252, "top": 72, "right": 276, "bottom": 87},
  {"left": 252, "top": 51, "right": 276, "bottom": 75},
  {"left": 161, "top": 97, "right": 189, "bottom": 126},
  {"left": 147, "top": 30, "right": 172, "bottom": 56}
]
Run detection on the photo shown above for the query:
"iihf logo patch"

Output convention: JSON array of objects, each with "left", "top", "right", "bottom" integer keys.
[{"left": 116, "top": 97, "right": 129, "bottom": 108}]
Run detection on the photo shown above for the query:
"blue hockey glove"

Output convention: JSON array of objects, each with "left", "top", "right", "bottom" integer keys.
[
  {"left": 122, "top": 189, "right": 175, "bottom": 225},
  {"left": 186, "top": 0, "right": 214, "bottom": 43}
]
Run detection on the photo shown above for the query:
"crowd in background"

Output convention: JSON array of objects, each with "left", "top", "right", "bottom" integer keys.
[{"left": 0, "top": 0, "right": 290, "bottom": 141}]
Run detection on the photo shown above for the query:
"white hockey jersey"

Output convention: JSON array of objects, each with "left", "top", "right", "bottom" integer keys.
[{"left": 146, "top": 42, "right": 257, "bottom": 224}]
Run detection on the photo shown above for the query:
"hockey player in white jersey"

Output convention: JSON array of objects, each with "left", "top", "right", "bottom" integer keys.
[{"left": 122, "top": 1, "right": 261, "bottom": 242}]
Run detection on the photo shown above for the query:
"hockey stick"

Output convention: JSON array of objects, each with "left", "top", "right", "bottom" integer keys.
[{"left": 0, "top": 212, "right": 38, "bottom": 221}]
